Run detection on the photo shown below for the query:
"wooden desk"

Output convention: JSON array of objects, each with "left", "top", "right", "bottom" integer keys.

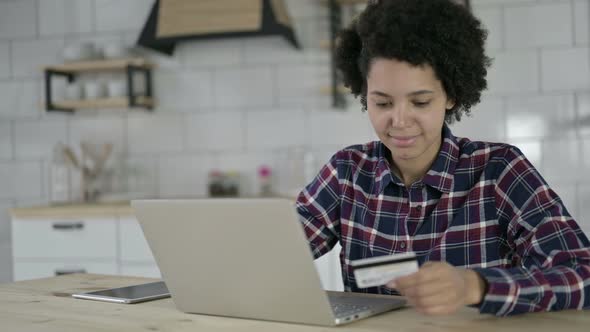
[{"left": 1, "top": 274, "right": 588, "bottom": 332}]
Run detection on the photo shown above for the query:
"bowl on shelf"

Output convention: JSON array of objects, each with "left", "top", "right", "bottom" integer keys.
[
  {"left": 62, "top": 42, "right": 97, "bottom": 62},
  {"left": 102, "top": 42, "right": 130, "bottom": 59},
  {"left": 83, "top": 82, "right": 106, "bottom": 99}
]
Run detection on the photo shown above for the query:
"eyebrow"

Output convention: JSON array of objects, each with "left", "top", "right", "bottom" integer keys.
[{"left": 369, "top": 90, "right": 435, "bottom": 97}]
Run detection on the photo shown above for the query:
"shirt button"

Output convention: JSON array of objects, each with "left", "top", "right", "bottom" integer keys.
[
  {"left": 416, "top": 205, "right": 422, "bottom": 211},
  {"left": 399, "top": 242, "right": 406, "bottom": 249}
]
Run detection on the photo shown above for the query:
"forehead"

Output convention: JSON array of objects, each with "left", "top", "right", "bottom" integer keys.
[{"left": 366, "top": 58, "right": 441, "bottom": 93}]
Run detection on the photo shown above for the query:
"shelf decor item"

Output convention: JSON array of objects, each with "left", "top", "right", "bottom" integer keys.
[
  {"left": 43, "top": 58, "right": 155, "bottom": 112},
  {"left": 137, "top": 0, "right": 300, "bottom": 56}
]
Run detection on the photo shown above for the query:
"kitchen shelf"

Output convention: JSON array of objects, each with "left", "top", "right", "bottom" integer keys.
[
  {"left": 44, "top": 58, "right": 154, "bottom": 73},
  {"left": 52, "top": 97, "right": 155, "bottom": 111},
  {"left": 44, "top": 57, "right": 155, "bottom": 113}
]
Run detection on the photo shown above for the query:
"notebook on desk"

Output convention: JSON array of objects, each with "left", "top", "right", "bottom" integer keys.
[{"left": 131, "top": 198, "right": 405, "bottom": 326}]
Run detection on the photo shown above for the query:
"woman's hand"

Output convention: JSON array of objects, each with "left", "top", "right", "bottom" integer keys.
[{"left": 386, "top": 261, "right": 486, "bottom": 315}]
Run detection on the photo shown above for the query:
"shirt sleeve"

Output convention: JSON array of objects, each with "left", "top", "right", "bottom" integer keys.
[
  {"left": 473, "top": 147, "right": 590, "bottom": 316},
  {"left": 296, "top": 154, "right": 342, "bottom": 259}
]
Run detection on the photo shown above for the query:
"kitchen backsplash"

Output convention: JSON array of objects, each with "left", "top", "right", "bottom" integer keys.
[{"left": 0, "top": 0, "right": 589, "bottom": 283}]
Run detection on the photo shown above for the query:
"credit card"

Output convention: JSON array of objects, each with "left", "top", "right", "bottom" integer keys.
[{"left": 351, "top": 252, "right": 419, "bottom": 288}]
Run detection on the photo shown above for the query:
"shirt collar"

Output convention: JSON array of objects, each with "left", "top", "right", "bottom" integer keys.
[{"left": 374, "top": 124, "right": 459, "bottom": 194}]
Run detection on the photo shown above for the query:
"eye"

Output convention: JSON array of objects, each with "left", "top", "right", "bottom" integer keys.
[
  {"left": 374, "top": 101, "right": 392, "bottom": 109},
  {"left": 413, "top": 100, "right": 431, "bottom": 108}
]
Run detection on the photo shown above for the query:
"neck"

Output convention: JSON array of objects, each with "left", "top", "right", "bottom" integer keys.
[{"left": 391, "top": 136, "right": 442, "bottom": 187}]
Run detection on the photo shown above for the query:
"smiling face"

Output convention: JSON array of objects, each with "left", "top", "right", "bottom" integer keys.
[{"left": 366, "top": 58, "right": 455, "bottom": 171}]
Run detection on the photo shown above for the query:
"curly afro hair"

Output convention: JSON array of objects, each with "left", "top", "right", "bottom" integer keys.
[{"left": 335, "top": 0, "right": 492, "bottom": 123}]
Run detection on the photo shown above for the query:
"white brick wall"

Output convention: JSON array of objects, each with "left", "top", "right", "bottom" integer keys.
[
  {"left": 0, "top": 0, "right": 589, "bottom": 282},
  {"left": 504, "top": 3, "right": 573, "bottom": 49},
  {"left": 487, "top": 51, "right": 540, "bottom": 95},
  {"left": 0, "top": 0, "right": 37, "bottom": 40},
  {"left": 541, "top": 48, "right": 590, "bottom": 91},
  {"left": 0, "top": 80, "right": 40, "bottom": 118},
  {"left": 39, "top": 0, "right": 94, "bottom": 36},
  {"left": 0, "top": 42, "right": 10, "bottom": 79},
  {"left": 11, "top": 39, "right": 65, "bottom": 78},
  {"left": 94, "top": 0, "right": 152, "bottom": 33},
  {"left": 0, "top": 122, "right": 12, "bottom": 160}
]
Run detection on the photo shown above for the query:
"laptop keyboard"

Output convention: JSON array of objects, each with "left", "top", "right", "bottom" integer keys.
[{"left": 331, "top": 302, "right": 372, "bottom": 316}]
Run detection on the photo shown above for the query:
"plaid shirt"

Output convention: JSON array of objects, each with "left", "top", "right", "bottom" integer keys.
[{"left": 296, "top": 125, "right": 590, "bottom": 316}]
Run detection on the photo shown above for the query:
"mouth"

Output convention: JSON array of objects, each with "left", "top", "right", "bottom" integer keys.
[{"left": 387, "top": 133, "right": 418, "bottom": 147}]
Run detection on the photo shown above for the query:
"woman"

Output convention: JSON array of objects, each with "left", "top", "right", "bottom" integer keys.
[{"left": 296, "top": 0, "right": 590, "bottom": 316}]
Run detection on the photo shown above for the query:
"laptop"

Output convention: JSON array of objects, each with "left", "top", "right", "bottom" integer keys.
[{"left": 131, "top": 198, "right": 406, "bottom": 326}]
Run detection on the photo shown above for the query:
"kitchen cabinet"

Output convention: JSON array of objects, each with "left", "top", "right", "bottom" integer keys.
[
  {"left": 9, "top": 204, "right": 343, "bottom": 291},
  {"left": 10, "top": 203, "right": 160, "bottom": 281}
]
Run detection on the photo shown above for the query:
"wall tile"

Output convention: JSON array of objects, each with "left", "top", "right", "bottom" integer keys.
[
  {"left": 95, "top": 0, "right": 152, "bottom": 32},
  {"left": 246, "top": 109, "right": 306, "bottom": 149},
  {"left": 0, "top": 161, "right": 42, "bottom": 199},
  {"left": 179, "top": 39, "right": 242, "bottom": 67},
  {"left": 14, "top": 119, "right": 67, "bottom": 159},
  {"left": 39, "top": 0, "right": 93, "bottom": 36},
  {"left": 125, "top": 156, "right": 158, "bottom": 198},
  {"left": 550, "top": 183, "right": 579, "bottom": 221},
  {"left": 505, "top": 3, "right": 572, "bottom": 49},
  {"left": 506, "top": 95, "right": 576, "bottom": 139},
  {"left": 472, "top": 6, "right": 503, "bottom": 51},
  {"left": 0, "top": 0, "right": 36, "bottom": 39},
  {"left": 214, "top": 67, "right": 274, "bottom": 108},
  {"left": 186, "top": 112, "right": 245, "bottom": 151},
  {"left": 158, "top": 154, "right": 216, "bottom": 198},
  {"left": 242, "top": 36, "right": 311, "bottom": 65},
  {"left": 0, "top": 81, "right": 40, "bottom": 118},
  {"left": 486, "top": 51, "right": 539, "bottom": 95},
  {"left": 574, "top": 0, "right": 589, "bottom": 46},
  {"left": 0, "top": 122, "right": 12, "bottom": 160},
  {"left": 0, "top": 200, "right": 14, "bottom": 283},
  {"left": 542, "top": 139, "right": 582, "bottom": 183},
  {"left": 505, "top": 139, "right": 543, "bottom": 171},
  {"left": 12, "top": 39, "right": 65, "bottom": 78},
  {"left": 127, "top": 114, "right": 185, "bottom": 155},
  {"left": 578, "top": 185, "right": 590, "bottom": 236},
  {"left": 277, "top": 64, "right": 330, "bottom": 107},
  {"left": 578, "top": 93, "right": 590, "bottom": 137},
  {"left": 450, "top": 97, "right": 505, "bottom": 142},
  {"left": 0, "top": 42, "right": 10, "bottom": 79},
  {"left": 154, "top": 69, "right": 214, "bottom": 111},
  {"left": 542, "top": 48, "right": 590, "bottom": 92},
  {"left": 582, "top": 138, "right": 590, "bottom": 179},
  {"left": 309, "top": 110, "right": 374, "bottom": 148}
]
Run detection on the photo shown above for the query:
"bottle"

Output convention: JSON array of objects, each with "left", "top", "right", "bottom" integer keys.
[
  {"left": 258, "top": 165, "right": 273, "bottom": 197},
  {"left": 50, "top": 142, "right": 71, "bottom": 204},
  {"left": 208, "top": 170, "right": 223, "bottom": 197}
]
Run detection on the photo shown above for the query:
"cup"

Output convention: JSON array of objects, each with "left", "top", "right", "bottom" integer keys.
[
  {"left": 107, "top": 80, "right": 127, "bottom": 98},
  {"left": 64, "top": 83, "right": 83, "bottom": 100},
  {"left": 102, "top": 42, "right": 129, "bottom": 59},
  {"left": 62, "top": 42, "right": 96, "bottom": 62},
  {"left": 84, "top": 82, "right": 106, "bottom": 99}
]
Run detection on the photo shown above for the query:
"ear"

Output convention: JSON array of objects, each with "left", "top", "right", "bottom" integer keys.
[{"left": 445, "top": 99, "right": 456, "bottom": 111}]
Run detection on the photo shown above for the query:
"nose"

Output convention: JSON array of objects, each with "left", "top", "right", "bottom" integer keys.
[{"left": 391, "top": 102, "right": 410, "bottom": 128}]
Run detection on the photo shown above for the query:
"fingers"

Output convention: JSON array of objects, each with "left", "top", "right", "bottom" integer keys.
[
  {"left": 387, "top": 262, "right": 466, "bottom": 316},
  {"left": 393, "top": 262, "right": 444, "bottom": 290}
]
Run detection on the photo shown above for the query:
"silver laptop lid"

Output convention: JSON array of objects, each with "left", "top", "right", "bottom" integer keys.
[{"left": 132, "top": 198, "right": 336, "bottom": 326}]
